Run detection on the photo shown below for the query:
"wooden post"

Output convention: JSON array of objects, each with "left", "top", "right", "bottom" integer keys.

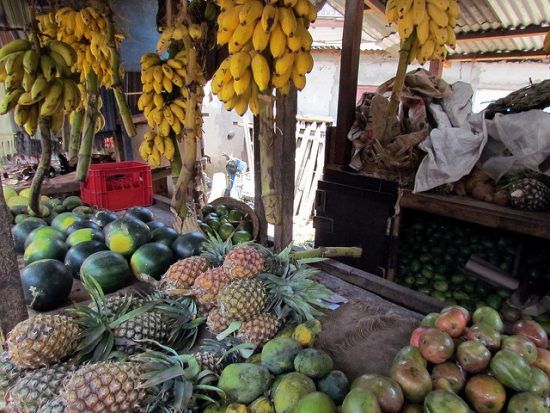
[
  {"left": 332, "top": 0, "right": 364, "bottom": 166},
  {"left": 253, "top": 115, "right": 268, "bottom": 245},
  {"left": 0, "top": 174, "right": 28, "bottom": 335},
  {"left": 273, "top": 88, "right": 297, "bottom": 251},
  {"left": 429, "top": 60, "right": 443, "bottom": 77}
]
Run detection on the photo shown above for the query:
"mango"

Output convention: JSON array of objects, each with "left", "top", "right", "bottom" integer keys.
[
  {"left": 3, "top": 186, "right": 17, "bottom": 201},
  {"left": 317, "top": 370, "right": 349, "bottom": 404},
  {"left": 262, "top": 337, "right": 302, "bottom": 374},
  {"left": 219, "top": 363, "right": 272, "bottom": 404},
  {"left": 249, "top": 396, "right": 275, "bottom": 413},
  {"left": 294, "top": 392, "right": 336, "bottom": 413},
  {"left": 273, "top": 372, "right": 315, "bottom": 413},
  {"left": 292, "top": 319, "right": 322, "bottom": 347},
  {"left": 294, "top": 348, "right": 333, "bottom": 379},
  {"left": 227, "top": 403, "right": 249, "bottom": 413},
  {"left": 342, "top": 388, "right": 382, "bottom": 413},
  {"left": 352, "top": 374, "right": 404, "bottom": 413}
]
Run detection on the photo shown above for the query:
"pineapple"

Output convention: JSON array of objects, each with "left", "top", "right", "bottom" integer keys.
[
  {"left": 194, "top": 338, "right": 249, "bottom": 374},
  {"left": 88, "top": 292, "right": 145, "bottom": 316},
  {"left": 222, "top": 246, "right": 265, "bottom": 279},
  {"left": 194, "top": 351, "right": 220, "bottom": 373},
  {"left": 6, "top": 362, "right": 75, "bottom": 412},
  {"left": 37, "top": 397, "right": 66, "bottom": 413},
  {"left": 192, "top": 267, "right": 232, "bottom": 309},
  {"left": 60, "top": 362, "right": 146, "bottom": 413},
  {"left": 113, "top": 311, "right": 169, "bottom": 355},
  {"left": 7, "top": 315, "right": 81, "bottom": 369},
  {"left": 207, "top": 308, "right": 231, "bottom": 333},
  {"left": 161, "top": 256, "right": 210, "bottom": 290},
  {"left": 236, "top": 313, "right": 281, "bottom": 346},
  {"left": 508, "top": 178, "right": 550, "bottom": 211},
  {"left": 1, "top": 352, "right": 25, "bottom": 402},
  {"left": 218, "top": 278, "right": 267, "bottom": 321}
]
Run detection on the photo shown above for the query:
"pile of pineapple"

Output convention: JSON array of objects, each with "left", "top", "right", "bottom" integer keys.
[{"left": 1, "top": 237, "right": 333, "bottom": 412}]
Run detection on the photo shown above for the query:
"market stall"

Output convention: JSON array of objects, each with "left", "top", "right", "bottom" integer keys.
[{"left": 0, "top": 0, "right": 549, "bottom": 412}]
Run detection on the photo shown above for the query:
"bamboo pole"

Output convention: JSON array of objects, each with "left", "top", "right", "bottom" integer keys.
[
  {"left": 29, "top": 117, "right": 52, "bottom": 215},
  {"left": 258, "top": 93, "right": 280, "bottom": 225},
  {"left": 102, "top": 0, "right": 136, "bottom": 137},
  {"left": 68, "top": 109, "right": 84, "bottom": 164},
  {"left": 292, "top": 247, "right": 363, "bottom": 260},
  {"left": 384, "top": 35, "right": 414, "bottom": 120},
  {"left": 76, "top": 70, "right": 100, "bottom": 182}
]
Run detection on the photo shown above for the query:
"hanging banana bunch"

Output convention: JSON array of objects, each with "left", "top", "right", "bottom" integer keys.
[
  {"left": 385, "top": 0, "right": 460, "bottom": 64},
  {"left": 211, "top": 0, "right": 317, "bottom": 115}
]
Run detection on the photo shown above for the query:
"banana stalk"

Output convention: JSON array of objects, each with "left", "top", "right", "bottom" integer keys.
[
  {"left": 170, "top": 141, "right": 182, "bottom": 187},
  {"left": 384, "top": 35, "right": 414, "bottom": 122},
  {"left": 171, "top": 129, "right": 196, "bottom": 219},
  {"left": 28, "top": 116, "right": 52, "bottom": 216},
  {"left": 68, "top": 109, "right": 84, "bottom": 165},
  {"left": 258, "top": 92, "right": 280, "bottom": 224},
  {"left": 76, "top": 70, "right": 100, "bottom": 182},
  {"left": 103, "top": 2, "right": 136, "bottom": 137},
  {"left": 291, "top": 247, "right": 363, "bottom": 260},
  {"left": 61, "top": 114, "right": 69, "bottom": 152}
]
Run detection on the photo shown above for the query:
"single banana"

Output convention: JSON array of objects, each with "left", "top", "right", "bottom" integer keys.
[
  {"left": 0, "top": 39, "right": 31, "bottom": 61},
  {"left": 0, "top": 88, "right": 24, "bottom": 115},
  {"left": 159, "top": 117, "right": 170, "bottom": 136},
  {"left": 269, "top": 23, "right": 287, "bottom": 58},
  {"left": 141, "top": 53, "right": 162, "bottom": 70},
  {"left": 219, "top": 80, "right": 236, "bottom": 102},
  {"left": 248, "top": 82, "right": 260, "bottom": 115},
  {"left": 427, "top": 3, "right": 448, "bottom": 27},
  {"left": 169, "top": 102, "right": 185, "bottom": 120},
  {"left": 22, "top": 72, "right": 36, "bottom": 92},
  {"left": 40, "top": 54, "right": 58, "bottom": 81},
  {"left": 261, "top": 4, "right": 279, "bottom": 33},
  {"left": 161, "top": 64, "right": 174, "bottom": 80},
  {"left": 416, "top": 14, "right": 430, "bottom": 44},
  {"left": 426, "top": 0, "right": 449, "bottom": 11},
  {"left": 162, "top": 75, "right": 173, "bottom": 93},
  {"left": 48, "top": 40, "right": 77, "bottom": 66},
  {"left": 293, "top": 0, "right": 311, "bottom": 18},
  {"left": 22, "top": 49, "right": 39, "bottom": 74},
  {"left": 291, "top": 66, "right": 306, "bottom": 90},
  {"left": 62, "top": 79, "right": 79, "bottom": 112},
  {"left": 40, "top": 79, "right": 64, "bottom": 116},
  {"left": 31, "top": 75, "right": 49, "bottom": 100},
  {"left": 154, "top": 133, "right": 165, "bottom": 153},
  {"left": 295, "top": 50, "right": 313, "bottom": 75},
  {"left": 252, "top": 22, "right": 270, "bottom": 51},
  {"left": 163, "top": 136, "right": 175, "bottom": 161},
  {"left": 412, "top": 0, "right": 427, "bottom": 25},
  {"left": 163, "top": 106, "right": 174, "bottom": 125},
  {"left": 4, "top": 51, "right": 24, "bottom": 75},
  {"left": 230, "top": 51, "right": 252, "bottom": 79},
  {"left": 153, "top": 93, "right": 164, "bottom": 110},
  {"left": 251, "top": 53, "right": 270, "bottom": 91},
  {"left": 239, "top": 1, "right": 264, "bottom": 26},
  {"left": 231, "top": 21, "right": 256, "bottom": 50},
  {"left": 278, "top": 7, "right": 297, "bottom": 37},
  {"left": 13, "top": 104, "right": 29, "bottom": 125},
  {"left": 275, "top": 49, "right": 295, "bottom": 75},
  {"left": 397, "top": 8, "right": 414, "bottom": 39},
  {"left": 48, "top": 50, "right": 71, "bottom": 76},
  {"left": 234, "top": 68, "right": 251, "bottom": 95}
]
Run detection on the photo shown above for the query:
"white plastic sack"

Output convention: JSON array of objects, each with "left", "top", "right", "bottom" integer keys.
[
  {"left": 414, "top": 125, "right": 487, "bottom": 193},
  {"left": 479, "top": 110, "right": 550, "bottom": 181},
  {"left": 441, "top": 81, "right": 474, "bottom": 129}
]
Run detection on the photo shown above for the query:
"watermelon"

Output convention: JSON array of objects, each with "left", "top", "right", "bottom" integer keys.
[
  {"left": 14, "top": 214, "right": 28, "bottom": 224},
  {"left": 51, "top": 212, "right": 82, "bottom": 234},
  {"left": 151, "top": 227, "right": 178, "bottom": 247},
  {"left": 65, "top": 241, "right": 108, "bottom": 278},
  {"left": 66, "top": 228, "right": 105, "bottom": 247},
  {"left": 130, "top": 242, "right": 175, "bottom": 280},
  {"left": 24, "top": 226, "right": 65, "bottom": 249},
  {"left": 11, "top": 217, "right": 48, "bottom": 253},
  {"left": 27, "top": 203, "right": 50, "bottom": 218},
  {"left": 124, "top": 206, "right": 154, "bottom": 223},
  {"left": 172, "top": 231, "right": 207, "bottom": 259},
  {"left": 21, "top": 259, "right": 73, "bottom": 311},
  {"left": 80, "top": 251, "right": 132, "bottom": 293},
  {"left": 24, "top": 238, "right": 68, "bottom": 265},
  {"left": 7, "top": 196, "right": 29, "bottom": 215},
  {"left": 104, "top": 217, "right": 151, "bottom": 257},
  {"left": 65, "top": 219, "right": 102, "bottom": 235},
  {"left": 146, "top": 220, "right": 166, "bottom": 231},
  {"left": 62, "top": 196, "right": 82, "bottom": 211},
  {"left": 91, "top": 210, "right": 118, "bottom": 228}
]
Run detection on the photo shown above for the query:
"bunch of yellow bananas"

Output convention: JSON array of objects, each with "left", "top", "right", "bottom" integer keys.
[
  {"left": 212, "top": 0, "right": 317, "bottom": 115},
  {"left": 386, "top": 0, "right": 459, "bottom": 63},
  {"left": 138, "top": 131, "right": 176, "bottom": 167},
  {"left": 0, "top": 38, "right": 80, "bottom": 136},
  {"left": 45, "top": 6, "right": 124, "bottom": 88}
]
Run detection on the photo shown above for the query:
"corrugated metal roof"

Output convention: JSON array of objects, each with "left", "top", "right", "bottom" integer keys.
[{"left": 327, "top": 0, "right": 550, "bottom": 59}]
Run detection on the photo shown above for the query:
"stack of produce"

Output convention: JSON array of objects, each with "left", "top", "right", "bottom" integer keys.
[
  {"left": 137, "top": 22, "right": 206, "bottom": 168},
  {"left": 211, "top": 0, "right": 317, "bottom": 115},
  {"left": 198, "top": 202, "right": 255, "bottom": 243},
  {"left": 0, "top": 37, "right": 80, "bottom": 136},
  {"left": 396, "top": 213, "right": 515, "bottom": 311},
  {"left": 385, "top": 0, "right": 459, "bottom": 63}
]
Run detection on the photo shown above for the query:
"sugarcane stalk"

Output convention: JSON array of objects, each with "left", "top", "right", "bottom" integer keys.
[
  {"left": 102, "top": 1, "right": 136, "bottom": 137},
  {"left": 76, "top": 70, "right": 100, "bottom": 182},
  {"left": 384, "top": 35, "right": 414, "bottom": 120},
  {"left": 68, "top": 109, "right": 84, "bottom": 164},
  {"left": 28, "top": 117, "right": 52, "bottom": 216},
  {"left": 258, "top": 92, "right": 280, "bottom": 225},
  {"left": 292, "top": 247, "right": 363, "bottom": 260}
]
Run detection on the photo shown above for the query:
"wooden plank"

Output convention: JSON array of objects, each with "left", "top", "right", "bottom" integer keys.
[
  {"left": 298, "top": 131, "right": 326, "bottom": 221},
  {"left": 314, "top": 259, "right": 444, "bottom": 314},
  {"left": 274, "top": 88, "right": 297, "bottom": 250},
  {"left": 296, "top": 129, "right": 321, "bottom": 219},
  {"left": 400, "top": 190, "right": 550, "bottom": 240},
  {"left": 363, "top": 0, "right": 385, "bottom": 14},
  {"left": 447, "top": 49, "right": 547, "bottom": 62},
  {"left": 457, "top": 25, "right": 548, "bottom": 42},
  {"left": 242, "top": 120, "right": 254, "bottom": 171},
  {"left": 253, "top": 115, "right": 268, "bottom": 244},
  {"left": 333, "top": 0, "right": 364, "bottom": 165}
]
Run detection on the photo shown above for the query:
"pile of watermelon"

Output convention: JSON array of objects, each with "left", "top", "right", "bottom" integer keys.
[
  {"left": 389, "top": 305, "right": 549, "bottom": 412},
  {"left": 6, "top": 186, "right": 208, "bottom": 311}
]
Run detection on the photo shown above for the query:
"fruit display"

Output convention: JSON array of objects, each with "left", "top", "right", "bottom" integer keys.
[
  {"left": 0, "top": 37, "right": 80, "bottom": 136},
  {"left": 385, "top": 0, "right": 460, "bottom": 63},
  {"left": 507, "top": 178, "right": 550, "bottom": 211},
  {"left": 211, "top": 0, "right": 317, "bottom": 115},
  {"left": 198, "top": 202, "right": 255, "bottom": 243},
  {"left": 395, "top": 212, "right": 517, "bottom": 311}
]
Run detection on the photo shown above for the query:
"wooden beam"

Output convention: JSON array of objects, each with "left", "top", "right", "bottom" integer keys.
[
  {"left": 447, "top": 49, "right": 548, "bottom": 62},
  {"left": 332, "top": 0, "right": 364, "bottom": 166},
  {"left": 274, "top": 88, "right": 297, "bottom": 251},
  {"left": 363, "top": 0, "right": 385, "bottom": 14},
  {"left": 457, "top": 25, "right": 549, "bottom": 42},
  {"left": 429, "top": 60, "right": 443, "bottom": 77}
]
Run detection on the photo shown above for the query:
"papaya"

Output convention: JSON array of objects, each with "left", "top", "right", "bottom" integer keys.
[
  {"left": 423, "top": 390, "right": 469, "bottom": 413},
  {"left": 218, "top": 363, "right": 272, "bottom": 404},
  {"left": 293, "top": 348, "right": 333, "bottom": 379},
  {"left": 249, "top": 396, "right": 275, "bottom": 413},
  {"left": 261, "top": 337, "right": 302, "bottom": 374},
  {"left": 341, "top": 388, "right": 381, "bottom": 413},
  {"left": 273, "top": 372, "right": 315, "bottom": 413},
  {"left": 294, "top": 392, "right": 336, "bottom": 413},
  {"left": 489, "top": 349, "right": 533, "bottom": 392},
  {"left": 318, "top": 370, "right": 349, "bottom": 405}
]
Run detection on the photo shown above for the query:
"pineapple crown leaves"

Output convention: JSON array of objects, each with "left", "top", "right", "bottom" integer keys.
[
  {"left": 200, "top": 232, "right": 234, "bottom": 267},
  {"left": 133, "top": 343, "right": 224, "bottom": 413},
  {"left": 198, "top": 338, "right": 255, "bottom": 364},
  {"left": 260, "top": 263, "right": 334, "bottom": 323}
]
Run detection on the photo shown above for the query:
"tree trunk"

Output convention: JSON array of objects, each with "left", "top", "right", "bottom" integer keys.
[{"left": 0, "top": 175, "right": 28, "bottom": 337}]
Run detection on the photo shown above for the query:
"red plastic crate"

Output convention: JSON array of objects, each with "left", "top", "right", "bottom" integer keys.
[{"left": 80, "top": 162, "right": 153, "bottom": 211}]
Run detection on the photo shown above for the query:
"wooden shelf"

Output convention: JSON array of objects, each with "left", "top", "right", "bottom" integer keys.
[{"left": 399, "top": 190, "right": 550, "bottom": 240}]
